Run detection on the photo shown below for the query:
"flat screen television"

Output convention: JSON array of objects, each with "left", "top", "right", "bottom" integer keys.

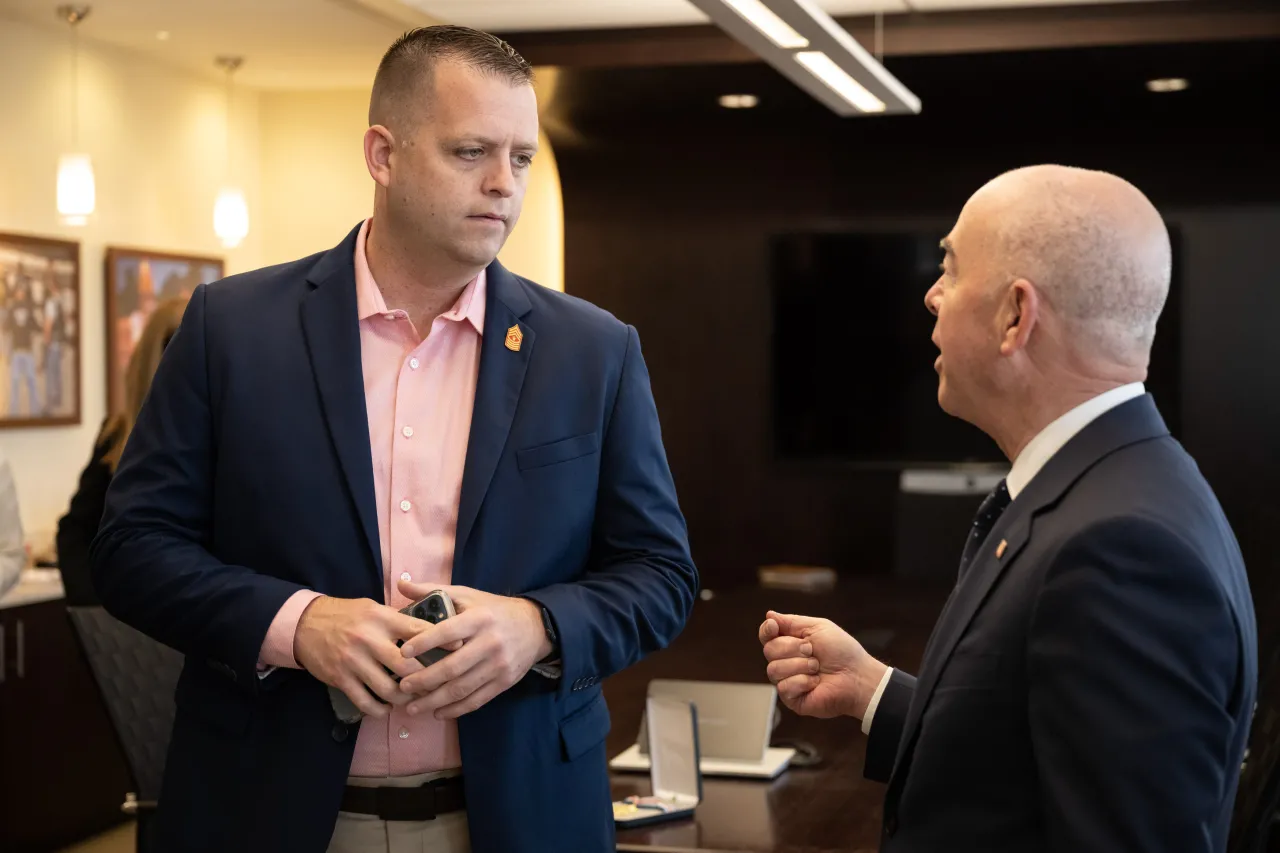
[{"left": 770, "top": 226, "right": 1181, "bottom": 467}]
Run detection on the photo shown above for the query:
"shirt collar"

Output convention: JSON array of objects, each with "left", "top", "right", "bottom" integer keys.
[
  {"left": 353, "top": 218, "right": 486, "bottom": 335},
  {"left": 1006, "top": 382, "right": 1146, "bottom": 499}
]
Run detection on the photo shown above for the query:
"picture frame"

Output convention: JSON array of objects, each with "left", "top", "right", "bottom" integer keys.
[
  {"left": 0, "top": 232, "right": 82, "bottom": 428},
  {"left": 104, "top": 247, "right": 223, "bottom": 414}
]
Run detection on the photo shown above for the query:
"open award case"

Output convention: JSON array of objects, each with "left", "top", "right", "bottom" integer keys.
[
  {"left": 610, "top": 680, "right": 795, "bottom": 778},
  {"left": 612, "top": 695, "right": 702, "bottom": 829}
]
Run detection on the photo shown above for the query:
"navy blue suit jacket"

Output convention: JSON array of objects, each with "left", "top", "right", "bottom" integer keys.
[
  {"left": 91, "top": 224, "right": 698, "bottom": 853},
  {"left": 865, "top": 395, "right": 1256, "bottom": 852}
]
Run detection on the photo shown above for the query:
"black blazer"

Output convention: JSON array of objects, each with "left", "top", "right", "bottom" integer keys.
[
  {"left": 56, "top": 421, "right": 116, "bottom": 606},
  {"left": 866, "top": 395, "right": 1257, "bottom": 853}
]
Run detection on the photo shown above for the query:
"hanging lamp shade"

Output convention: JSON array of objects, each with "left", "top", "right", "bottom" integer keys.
[
  {"left": 57, "top": 152, "right": 95, "bottom": 225},
  {"left": 213, "top": 56, "right": 247, "bottom": 248},
  {"left": 57, "top": 6, "right": 94, "bottom": 225},
  {"left": 213, "top": 186, "right": 249, "bottom": 248}
]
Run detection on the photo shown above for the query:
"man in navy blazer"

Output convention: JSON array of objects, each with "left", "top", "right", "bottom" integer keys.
[
  {"left": 760, "top": 165, "right": 1256, "bottom": 852},
  {"left": 91, "top": 26, "right": 696, "bottom": 853}
]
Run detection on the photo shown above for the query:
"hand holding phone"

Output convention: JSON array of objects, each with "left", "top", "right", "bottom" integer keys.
[
  {"left": 326, "top": 590, "right": 456, "bottom": 724},
  {"left": 394, "top": 580, "right": 552, "bottom": 720},
  {"left": 397, "top": 590, "right": 458, "bottom": 667}
]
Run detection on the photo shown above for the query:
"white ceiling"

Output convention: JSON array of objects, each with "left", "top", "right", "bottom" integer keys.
[
  {"left": 0, "top": 0, "right": 1184, "bottom": 90},
  {"left": 0, "top": 0, "right": 437, "bottom": 89},
  {"left": 405, "top": 0, "right": 1182, "bottom": 33}
]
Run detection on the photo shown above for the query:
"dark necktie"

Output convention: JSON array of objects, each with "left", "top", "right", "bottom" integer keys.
[{"left": 958, "top": 479, "right": 1012, "bottom": 580}]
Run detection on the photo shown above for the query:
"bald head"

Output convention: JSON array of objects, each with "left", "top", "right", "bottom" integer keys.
[{"left": 965, "top": 165, "right": 1171, "bottom": 365}]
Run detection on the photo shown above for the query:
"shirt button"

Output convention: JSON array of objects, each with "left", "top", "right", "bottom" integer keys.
[
  {"left": 400, "top": 499, "right": 412, "bottom": 512},
  {"left": 398, "top": 727, "right": 410, "bottom": 740},
  {"left": 402, "top": 425, "right": 414, "bottom": 438},
  {"left": 409, "top": 358, "right": 420, "bottom": 369},
  {"left": 400, "top": 572, "right": 411, "bottom": 582}
]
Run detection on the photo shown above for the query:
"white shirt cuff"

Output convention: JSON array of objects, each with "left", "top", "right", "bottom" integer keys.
[{"left": 861, "top": 667, "right": 895, "bottom": 735}]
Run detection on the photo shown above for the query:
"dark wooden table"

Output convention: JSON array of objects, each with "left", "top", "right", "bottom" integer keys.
[{"left": 607, "top": 576, "right": 950, "bottom": 853}]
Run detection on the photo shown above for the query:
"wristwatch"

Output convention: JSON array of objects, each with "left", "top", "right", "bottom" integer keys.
[{"left": 538, "top": 605, "right": 560, "bottom": 664}]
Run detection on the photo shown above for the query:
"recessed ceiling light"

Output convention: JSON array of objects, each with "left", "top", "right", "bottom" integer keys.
[
  {"left": 719, "top": 93, "right": 759, "bottom": 109},
  {"left": 1147, "top": 78, "right": 1188, "bottom": 93},
  {"left": 156, "top": 30, "right": 170, "bottom": 41}
]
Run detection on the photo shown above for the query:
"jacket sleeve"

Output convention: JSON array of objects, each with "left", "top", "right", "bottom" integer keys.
[
  {"left": 524, "top": 325, "right": 698, "bottom": 697},
  {"left": 863, "top": 668, "right": 917, "bottom": 783},
  {"left": 1029, "top": 516, "right": 1248, "bottom": 853},
  {"left": 91, "top": 284, "right": 306, "bottom": 690}
]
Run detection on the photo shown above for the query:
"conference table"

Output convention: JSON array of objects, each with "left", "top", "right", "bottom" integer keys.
[{"left": 606, "top": 575, "right": 951, "bottom": 853}]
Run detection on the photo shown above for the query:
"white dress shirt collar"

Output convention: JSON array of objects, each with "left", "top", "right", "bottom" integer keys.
[{"left": 1006, "top": 383, "right": 1146, "bottom": 499}]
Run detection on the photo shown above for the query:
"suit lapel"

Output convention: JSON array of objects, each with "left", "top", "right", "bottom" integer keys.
[
  {"left": 891, "top": 394, "right": 1171, "bottom": 780},
  {"left": 893, "top": 511, "right": 1031, "bottom": 777},
  {"left": 299, "top": 223, "right": 384, "bottom": 591},
  {"left": 453, "top": 261, "right": 534, "bottom": 578}
]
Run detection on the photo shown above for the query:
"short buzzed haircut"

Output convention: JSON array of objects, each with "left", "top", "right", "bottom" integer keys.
[{"left": 369, "top": 25, "right": 534, "bottom": 128}]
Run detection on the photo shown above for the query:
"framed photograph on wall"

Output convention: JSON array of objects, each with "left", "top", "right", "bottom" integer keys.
[
  {"left": 104, "top": 247, "right": 223, "bottom": 414},
  {"left": 0, "top": 232, "right": 81, "bottom": 428}
]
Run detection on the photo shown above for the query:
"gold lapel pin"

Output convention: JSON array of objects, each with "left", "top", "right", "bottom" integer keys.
[
  {"left": 505, "top": 324, "right": 523, "bottom": 352},
  {"left": 995, "top": 539, "right": 1008, "bottom": 559}
]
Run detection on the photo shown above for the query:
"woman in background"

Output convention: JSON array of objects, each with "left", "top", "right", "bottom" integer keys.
[
  {"left": 0, "top": 447, "right": 24, "bottom": 598},
  {"left": 57, "top": 297, "right": 187, "bottom": 606}
]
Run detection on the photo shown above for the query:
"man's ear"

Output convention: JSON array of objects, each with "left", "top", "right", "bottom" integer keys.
[
  {"left": 1000, "top": 278, "right": 1039, "bottom": 357},
  {"left": 364, "top": 125, "right": 395, "bottom": 187}
]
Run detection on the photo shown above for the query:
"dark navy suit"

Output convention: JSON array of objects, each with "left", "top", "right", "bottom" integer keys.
[
  {"left": 91, "top": 224, "right": 698, "bottom": 852},
  {"left": 865, "top": 396, "right": 1256, "bottom": 852}
]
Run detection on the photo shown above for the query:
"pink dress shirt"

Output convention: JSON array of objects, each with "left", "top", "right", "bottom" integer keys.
[{"left": 259, "top": 218, "right": 484, "bottom": 777}]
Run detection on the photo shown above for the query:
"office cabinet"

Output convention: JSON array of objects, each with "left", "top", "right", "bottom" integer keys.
[{"left": 0, "top": 599, "right": 132, "bottom": 851}]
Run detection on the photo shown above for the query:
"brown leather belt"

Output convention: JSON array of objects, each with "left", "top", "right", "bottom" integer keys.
[{"left": 340, "top": 776, "right": 466, "bottom": 822}]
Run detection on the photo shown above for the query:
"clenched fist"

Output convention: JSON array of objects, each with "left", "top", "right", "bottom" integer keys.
[{"left": 759, "top": 610, "right": 887, "bottom": 721}]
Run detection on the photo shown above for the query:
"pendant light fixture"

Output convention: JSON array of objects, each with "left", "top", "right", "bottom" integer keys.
[
  {"left": 213, "top": 55, "right": 249, "bottom": 249},
  {"left": 56, "top": 5, "right": 94, "bottom": 225},
  {"left": 687, "top": 0, "right": 919, "bottom": 116}
]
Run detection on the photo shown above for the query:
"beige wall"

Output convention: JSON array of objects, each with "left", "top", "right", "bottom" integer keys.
[
  {"left": 0, "top": 15, "right": 264, "bottom": 549},
  {"left": 0, "top": 21, "right": 563, "bottom": 545},
  {"left": 502, "top": 128, "right": 564, "bottom": 292},
  {"left": 259, "top": 89, "right": 373, "bottom": 265}
]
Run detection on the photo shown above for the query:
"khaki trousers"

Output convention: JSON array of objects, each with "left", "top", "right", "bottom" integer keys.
[{"left": 327, "top": 770, "right": 471, "bottom": 853}]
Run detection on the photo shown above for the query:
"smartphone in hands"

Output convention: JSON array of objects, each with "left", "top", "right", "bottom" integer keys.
[
  {"left": 398, "top": 589, "right": 457, "bottom": 667},
  {"left": 328, "top": 589, "right": 456, "bottom": 724}
]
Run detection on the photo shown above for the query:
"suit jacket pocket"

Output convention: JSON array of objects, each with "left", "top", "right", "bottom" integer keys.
[
  {"left": 517, "top": 432, "right": 600, "bottom": 471},
  {"left": 559, "top": 693, "right": 611, "bottom": 761}
]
